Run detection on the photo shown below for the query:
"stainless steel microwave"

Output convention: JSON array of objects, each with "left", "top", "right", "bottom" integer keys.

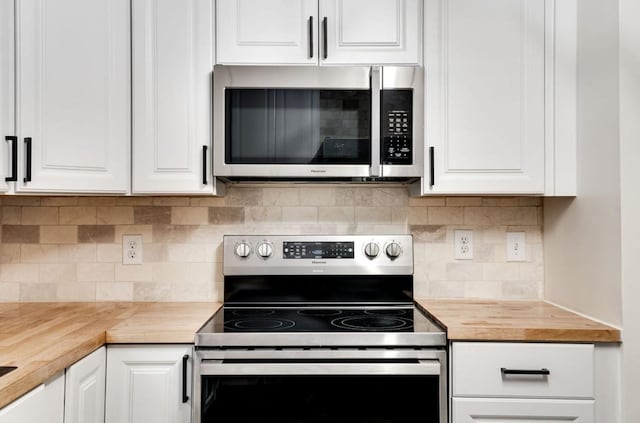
[{"left": 212, "top": 65, "right": 423, "bottom": 182}]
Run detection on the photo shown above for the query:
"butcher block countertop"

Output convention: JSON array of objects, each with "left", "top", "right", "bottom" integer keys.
[
  {"left": 0, "top": 302, "right": 220, "bottom": 409},
  {"left": 416, "top": 299, "right": 621, "bottom": 343}
]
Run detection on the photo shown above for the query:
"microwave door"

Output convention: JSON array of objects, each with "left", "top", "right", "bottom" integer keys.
[{"left": 370, "top": 66, "right": 382, "bottom": 178}]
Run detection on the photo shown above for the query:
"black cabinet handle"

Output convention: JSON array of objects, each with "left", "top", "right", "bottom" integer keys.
[
  {"left": 182, "top": 354, "right": 189, "bottom": 403},
  {"left": 429, "top": 146, "right": 435, "bottom": 188},
  {"left": 5, "top": 136, "right": 17, "bottom": 182},
  {"left": 501, "top": 367, "right": 550, "bottom": 376},
  {"left": 308, "top": 16, "right": 314, "bottom": 58},
  {"left": 23, "top": 137, "right": 32, "bottom": 183},
  {"left": 323, "top": 17, "right": 328, "bottom": 59},
  {"left": 202, "top": 145, "right": 208, "bottom": 185}
]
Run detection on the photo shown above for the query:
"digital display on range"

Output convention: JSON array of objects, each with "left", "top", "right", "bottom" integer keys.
[{"left": 283, "top": 242, "right": 355, "bottom": 259}]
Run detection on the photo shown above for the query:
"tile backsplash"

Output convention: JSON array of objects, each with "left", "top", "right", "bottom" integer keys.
[{"left": 0, "top": 187, "right": 543, "bottom": 302}]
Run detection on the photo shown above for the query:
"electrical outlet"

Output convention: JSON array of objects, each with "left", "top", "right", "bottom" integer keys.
[
  {"left": 454, "top": 229, "right": 473, "bottom": 260},
  {"left": 122, "top": 234, "right": 143, "bottom": 265},
  {"left": 506, "top": 232, "right": 526, "bottom": 261}
]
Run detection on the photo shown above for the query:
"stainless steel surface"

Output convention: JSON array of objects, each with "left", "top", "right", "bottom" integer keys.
[
  {"left": 370, "top": 66, "right": 382, "bottom": 177},
  {"left": 223, "top": 234, "right": 414, "bottom": 276},
  {"left": 212, "top": 65, "right": 424, "bottom": 180}
]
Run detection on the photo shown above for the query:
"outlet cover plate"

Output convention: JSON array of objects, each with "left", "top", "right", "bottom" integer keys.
[
  {"left": 506, "top": 231, "right": 526, "bottom": 261},
  {"left": 454, "top": 229, "right": 473, "bottom": 260},
  {"left": 122, "top": 234, "right": 143, "bottom": 265}
]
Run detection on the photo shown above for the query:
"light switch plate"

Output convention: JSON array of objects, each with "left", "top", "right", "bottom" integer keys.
[{"left": 506, "top": 232, "right": 526, "bottom": 261}]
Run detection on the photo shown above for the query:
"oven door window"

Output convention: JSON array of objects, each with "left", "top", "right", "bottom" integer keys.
[
  {"left": 225, "top": 89, "right": 371, "bottom": 165},
  {"left": 201, "top": 374, "right": 439, "bottom": 422}
]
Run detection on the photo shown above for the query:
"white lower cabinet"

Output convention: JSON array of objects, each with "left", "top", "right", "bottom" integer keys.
[
  {"left": 105, "top": 345, "right": 192, "bottom": 423},
  {"left": 451, "top": 342, "right": 595, "bottom": 423},
  {"left": 0, "top": 372, "right": 65, "bottom": 423},
  {"left": 64, "top": 346, "right": 106, "bottom": 423},
  {"left": 453, "top": 397, "right": 595, "bottom": 422}
]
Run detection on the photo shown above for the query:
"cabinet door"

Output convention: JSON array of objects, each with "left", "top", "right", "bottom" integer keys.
[
  {"left": 132, "top": 0, "right": 218, "bottom": 194},
  {"left": 452, "top": 397, "right": 594, "bottom": 423},
  {"left": 105, "top": 345, "right": 192, "bottom": 423},
  {"left": 15, "top": 0, "right": 130, "bottom": 193},
  {"left": 216, "top": 0, "right": 318, "bottom": 64},
  {"left": 0, "top": 0, "right": 13, "bottom": 191},
  {"left": 0, "top": 372, "right": 64, "bottom": 423},
  {"left": 64, "top": 347, "right": 106, "bottom": 423},
  {"left": 320, "top": 0, "right": 421, "bottom": 65},
  {"left": 423, "top": 0, "right": 545, "bottom": 194}
]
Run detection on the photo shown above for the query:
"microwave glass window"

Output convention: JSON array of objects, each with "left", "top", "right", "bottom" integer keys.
[{"left": 225, "top": 89, "right": 371, "bottom": 164}]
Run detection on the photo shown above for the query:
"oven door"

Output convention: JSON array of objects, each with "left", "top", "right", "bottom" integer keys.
[{"left": 194, "top": 349, "right": 447, "bottom": 423}]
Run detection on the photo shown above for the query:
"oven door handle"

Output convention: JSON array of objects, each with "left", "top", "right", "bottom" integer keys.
[
  {"left": 200, "top": 359, "right": 440, "bottom": 376},
  {"left": 370, "top": 66, "right": 382, "bottom": 178}
]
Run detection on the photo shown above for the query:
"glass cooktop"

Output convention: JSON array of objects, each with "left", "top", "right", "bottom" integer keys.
[{"left": 200, "top": 305, "right": 444, "bottom": 334}]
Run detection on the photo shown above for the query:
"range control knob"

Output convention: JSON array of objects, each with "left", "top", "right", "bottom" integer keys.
[
  {"left": 234, "top": 242, "right": 252, "bottom": 258},
  {"left": 256, "top": 242, "right": 273, "bottom": 259},
  {"left": 364, "top": 242, "right": 380, "bottom": 259},
  {"left": 385, "top": 242, "right": 402, "bottom": 260}
]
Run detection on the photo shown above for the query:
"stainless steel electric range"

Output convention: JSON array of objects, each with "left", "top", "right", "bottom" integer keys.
[{"left": 194, "top": 235, "right": 447, "bottom": 423}]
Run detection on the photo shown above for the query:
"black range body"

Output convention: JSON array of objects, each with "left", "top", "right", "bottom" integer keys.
[{"left": 193, "top": 235, "right": 447, "bottom": 423}]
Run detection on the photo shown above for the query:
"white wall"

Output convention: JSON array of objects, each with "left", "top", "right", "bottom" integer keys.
[
  {"left": 544, "top": 0, "right": 622, "bottom": 326},
  {"left": 619, "top": 0, "right": 640, "bottom": 418}
]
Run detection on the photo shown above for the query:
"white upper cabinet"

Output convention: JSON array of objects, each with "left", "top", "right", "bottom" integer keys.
[
  {"left": 13, "top": 0, "right": 130, "bottom": 194},
  {"left": 216, "top": 0, "right": 421, "bottom": 65},
  {"left": 320, "top": 0, "right": 421, "bottom": 65},
  {"left": 0, "top": 0, "right": 14, "bottom": 192},
  {"left": 132, "top": 0, "right": 222, "bottom": 194},
  {"left": 420, "top": 0, "right": 546, "bottom": 194}
]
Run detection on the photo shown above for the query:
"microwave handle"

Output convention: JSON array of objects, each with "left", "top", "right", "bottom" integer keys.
[{"left": 370, "top": 66, "right": 382, "bottom": 177}]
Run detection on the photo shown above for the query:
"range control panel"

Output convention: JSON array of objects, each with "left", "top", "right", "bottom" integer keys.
[
  {"left": 223, "top": 235, "right": 414, "bottom": 276},
  {"left": 381, "top": 89, "right": 413, "bottom": 165}
]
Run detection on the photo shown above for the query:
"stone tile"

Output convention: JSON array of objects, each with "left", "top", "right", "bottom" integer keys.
[
  {"left": 96, "top": 282, "right": 133, "bottom": 301},
  {"left": 133, "top": 282, "right": 172, "bottom": 301},
  {"left": 78, "top": 263, "right": 115, "bottom": 282},
  {"left": 40, "top": 264, "right": 77, "bottom": 283},
  {"left": 170, "top": 280, "right": 212, "bottom": 301},
  {"left": 0, "top": 283, "right": 20, "bottom": 301},
  {"left": 354, "top": 207, "right": 391, "bottom": 224},
  {"left": 20, "top": 283, "right": 56, "bottom": 301},
  {"left": 407, "top": 207, "right": 428, "bottom": 225},
  {"left": 153, "top": 197, "right": 191, "bottom": 206},
  {"left": 78, "top": 225, "right": 115, "bottom": 243},
  {"left": 372, "top": 188, "right": 408, "bottom": 206},
  {"left": 500, "top": 207, "right": 538, "bottom": 225},
  {"left": 1, "top": 225, "right": 39, "bottom": 243},
  {"left": 483, "top": 263, "right": 519, "bottom": 281},
  {"left": 115, "top": 263, "right": 153, "bottom": 282},
  {"left": 408, "top": 196, "right": 446, "bottom": 207},
  {"left": 518, "top": 197, "right": 542, "bottom": 206},
  {"left": 299, "top": 188, "right": 335, "bottom": 206},
  {"left": 20, "top": 245, "right": 59, "bottom": 263},
  {"left": 263, "top": 188, "right": 300, "bottom": 206},
  {"left": 481, "top": 197, "right": 519, "bottom": 207},
  {"left": 445, "top": 262, "right": 483, "bottom": 281},
  {"left": 1, "top": 206, "right": 21, "bottom": 224},
  {"left": 519, "top": 262, "right": 544, "bottom": 281},
  {"left": 501, "top": 281, "right": 541, "bottom": 300},
  {"left": 114, "top": 225, "right": 153, "bottom": 242},
  {"left": 152, "top": 225, "right": 196, "bottom": 243},
  {"left": 409, "top": 225, "right": 446, "bottom": 243},
  {"left": 245, "top": 207, "right": 282, "bottom": 223},
  {"left": 134, "top": 206, "right": 171, "bottom": 224},
  {"left": 0, "top": 245, "right": 21, "bottom": 264},
  {"left": 226, "top": 187, "right": 262, "bottom": 206},
  {"left": 56, "top": 283, "right": 96, "bottom": 301},
  {"left": 115, "top": 197, "right": 154, "bottom": 206},
  {"left": 446, "top": 197, "right": 483, "bottom": 207},
  {"left": 172, "top": 207, "right": 208, "bottom": 225},
  {"left": 2, "top": 197, "right": 41, "bottom": 206},
  {"left": 144, "top": 244, "right": 168, "bottom": 262},
  {"left": 464, "top": 281, "right": 501, "bottom": 299},
  {"left": 97, "top": 244, "right": 122, "bottom": 263},
  {"left": 21, "top": 207, "right": 58, "bottom": 224},
  {"left": 391, "top": 207, "right": 409, "bottom": 224},
  {"left": 58, "top": 244, "right": 97, "bottom": 263},
  {"left": 335, "top": 188, "right": 373, "bottom": 206},
  {"left": 427, "top": 207, "right": 464, "bottom": 225},
  {"left": 97, "top": 207, "right": 134, "bottom": 224},
  {"left": 59, "top": 207, "right": 97, "bottom": 224},
  {"left": 40, "top": 226, "right": 78, "bottom": 244},
  {"left": 428, "top": 281, "right": 465, "bottom": 298},
  {"left": 153, "top": 262, "right": 214, "bottom": 284},
  {"left": 167, "top": 244, "right": 207, "bottom": 262},
  {"left": 41, "top": 197, "right": 79, "bottom": 206},
  {"left": 318, "top": 207, "right": 355, "bottom": 224},
  {"left": 209, "top": 207, "right": 245, "bottom": 224},
  {"left": 1, "top": 264, "right": 39, "bottom": 282},
  {"left": 78, "top": 197, "right": 117, "bottom": 206},
  {"left": 190, "top": 197, "right": 226, "bottom": 207},
  {"left": 463, "top": 207, "right": 501, "bottom": 225},
  {"left": 282, "top": 207, "right": 318, "bottom": 223}
]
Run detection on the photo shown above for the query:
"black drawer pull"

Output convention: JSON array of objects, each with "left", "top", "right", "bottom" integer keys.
[
  {"left": 322, "top": 17, "right": 328, "bottom": 59},
  {"left": 23, "top": 137, "right": 32, "bottom": 183},
  {"left": 501, "top": 367, "right": 550, "bottom": 376},
  {"left": 308, "top": 16, "right": 313, "bottom": 58},
  {"left": 182, "top": 354, "right": 189, "bottom": 403},
  {"left": 5, "top": 136, "right": 17, "bottom": 182},
  {"left": 202, "top": 145, "right": 208, "bottom": 185}
]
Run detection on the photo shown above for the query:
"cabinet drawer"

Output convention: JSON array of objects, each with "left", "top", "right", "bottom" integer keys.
[
  {"left": 452, "top": 342, "right": 594, "bottom": 399},
  {"left": 452, "top": 397, "right": 594, "bottom": 423}
]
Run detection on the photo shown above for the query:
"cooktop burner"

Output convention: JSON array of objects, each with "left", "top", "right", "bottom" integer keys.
[{"left": 204, "top": 305, "right": 442, "bottom": 333}]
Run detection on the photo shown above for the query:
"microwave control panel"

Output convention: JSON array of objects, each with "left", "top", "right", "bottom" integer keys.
[{"left": 381, "top": 89, "right": 413, "bottom": 165}]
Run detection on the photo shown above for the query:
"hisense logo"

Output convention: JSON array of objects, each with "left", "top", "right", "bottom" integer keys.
[{"left": 311, "top": 260, "right": 326, "bottom": 264}]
